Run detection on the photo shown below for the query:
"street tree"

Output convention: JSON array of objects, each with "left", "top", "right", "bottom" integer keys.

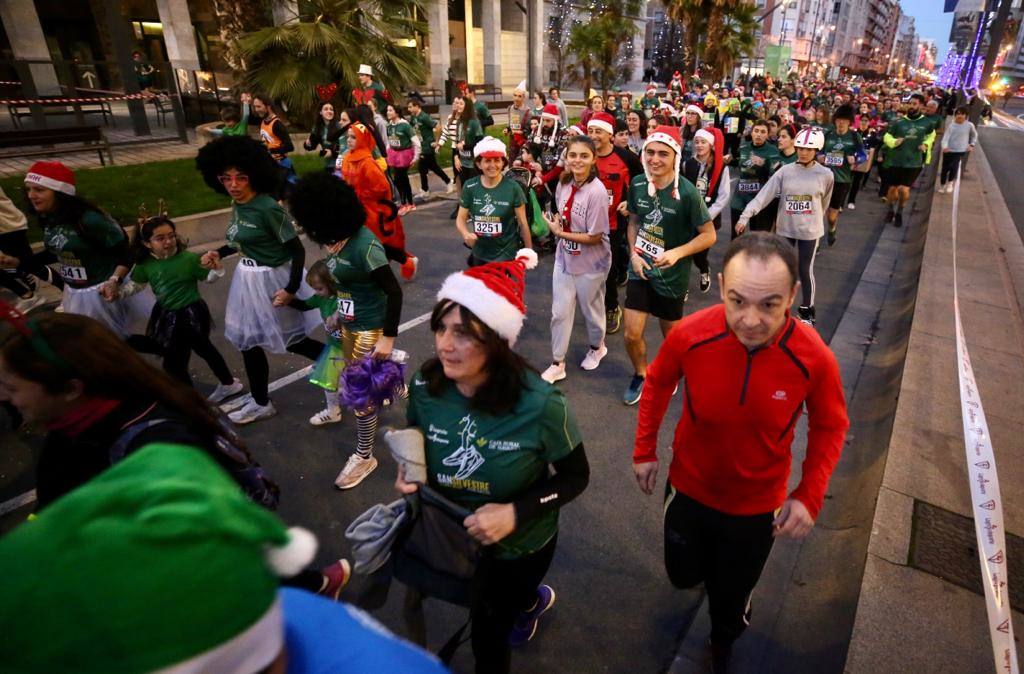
[{"left": 566, "top": 0, "right": 640, "bottom": 96}]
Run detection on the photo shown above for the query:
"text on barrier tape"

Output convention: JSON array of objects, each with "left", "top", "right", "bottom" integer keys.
[{"left": 951, "top": 166, "right": 1019, "bottom": 674}]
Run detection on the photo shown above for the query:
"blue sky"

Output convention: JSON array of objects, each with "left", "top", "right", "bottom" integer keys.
[{"left": 901, "top": 0, "right": 955, "bottom": 63}]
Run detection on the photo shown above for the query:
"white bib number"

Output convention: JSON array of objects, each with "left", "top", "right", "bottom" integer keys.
[
  {"left": 824, "top": 152, "right": 844, "bottom": 167},
  {"left": 607, "top": 189, "right": 615, "bottom": 206},
  {"left": 738, "top": 180, "right": 761, "bottom": 193},
  {"left": 562, "top": 238, "right": 581, "bottom": 255},
  {"left": 389, "top": 137, "right": 402, "bottom": 148},
  {"left": 785, "top": 197, "right": 813, "bottom": 214},
  {"left": 59, "top": 264, "right": 87, "bottom": 282},
  {"left": 634, "top": 231, "right": 664, "bottom": 258},
  {"left": 473, "top": 219, "right": 502, "bottom": 237},
  {"left": 338, "top": 298, "right": 356, "bottom": 321}
]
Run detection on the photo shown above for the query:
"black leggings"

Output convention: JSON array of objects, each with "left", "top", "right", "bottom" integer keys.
[
  {"left": 731, "top": 207, "right": 772, "bottom": 239},
  {"left": 605, "top": 226, "right": 629, "bottom": 311},
  {"left": 787, "top": 237, "right": 818, "bottom": 308},
  {"left": 241, "top": 337, "right": 324, "bottom": 405},
  {"left": 392, "top": 166, "right": 413, "bottom": 205},
  {"left": 664, "top": 486, "right": 774, "bottom": 646},
  {"left": 472, "top": 535, "right": 557, "bottom": 674},
  {"left": 940, "top": 152, "right": 966, "bottom": 185},
  {"left": 848, "top": 170, "right": 868, "bottom": 205},
  {"left": 418, "top": 152, "right": 450, "bottom": 191},
  {"left": 0, "top": 230, "right": 36, "bottom": 297},
  {"left": 164, "top": 326, "right": 234, "bottom": 388}
]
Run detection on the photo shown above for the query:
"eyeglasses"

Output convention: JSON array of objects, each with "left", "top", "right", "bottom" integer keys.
[{"left": 218, "top": 173, "right": 249, "bottom": 186}]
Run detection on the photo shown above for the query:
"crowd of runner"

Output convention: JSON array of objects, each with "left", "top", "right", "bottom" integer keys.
[{"left": 0, "top": 65, "right": 968, "bottom": 673}]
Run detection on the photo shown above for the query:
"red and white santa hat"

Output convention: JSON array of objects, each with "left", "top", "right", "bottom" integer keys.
[
  {"left": 534, "top": 103, "right": 562, "bottom": 147},
  {"left": 645, "top": 85, "right": 658, "bottom": 96},
  {"left": 24, "top": 161, "right": 76, "bottom": 196},
  {"left": 587, "top": 111, "right": 616, "bottom": 135},
  {"left": 642, "top": 125, "right": 683, "bottom": 199},
  {"left": 540, "top": 103, "right": 561, "bottom": 121},
  {"left": 436, "top": 248, "right": 539, "bottom": 346},
  {"left": 473, "top": 136, "right": 507, "bottom": 159},
  {"left": 684, "top": 104, "right": 704, "bottom": 116}
]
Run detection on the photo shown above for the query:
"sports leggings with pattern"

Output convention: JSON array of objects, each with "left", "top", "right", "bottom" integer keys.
[
  {"left": 342, "top": 327, "right": 383, "bottom": 458},
  {"left": 787, "top": 237, "right": 818, "bottom": 308}
]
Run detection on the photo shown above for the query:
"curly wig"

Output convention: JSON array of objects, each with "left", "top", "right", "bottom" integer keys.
[
  {"left": 287, "top": 172, "right": 366, "bottom": 245},
  {"left": 194, "top": 136, "right": 281, "bottom": 196}
]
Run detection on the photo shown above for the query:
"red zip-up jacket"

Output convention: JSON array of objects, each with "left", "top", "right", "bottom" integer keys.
[{"left": 633, "top": 304, "right": 849, "bottom": 519}]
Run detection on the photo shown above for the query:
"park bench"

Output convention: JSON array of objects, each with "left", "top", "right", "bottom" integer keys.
[
  {"left": 7, "top": 99, "right": 114, "bottom": 129},
  {"left": 468, "top": 84, "right": 503, "bottom": 101},
  {"left": 0, "top": 125, "right": 114, "bottom": 165}
]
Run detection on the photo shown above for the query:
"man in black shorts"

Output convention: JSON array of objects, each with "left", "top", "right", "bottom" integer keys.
[
  {"left": 622, "top": 125, "right": 715, "bottom": 405},
  {"left": 820, "top": 105, "right": 864, "bottom": 246},
  {"left": 882, "top": 94, "right": 936, "bottom": 227}
]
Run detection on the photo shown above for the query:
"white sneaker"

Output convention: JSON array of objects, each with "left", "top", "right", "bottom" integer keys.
[
  {"left": 228, "top": 399, "right": 277, "bottom": 425},
  {"left": 445, "top": 181, "right": 456, "bottom": 194},
  {"left": 541, "top": 362, "right": 567, "bottom": 383},
  {"left": 14, "top": 293, "right": 46, "bottom": 314},
  {"left": 580, "top": 345, "right": 608, "bottom": 371},
  {"left": 208, "top": 378, "right": 244, "bottom": 404},
  {"left": 846, "top": 203, "right": 856, "bottom": 210},
  {"left": 334, "top": 454, "right": 378, "bottom": 489},
  {"left": 310, "top": 407, "right": 343, "bottom": 426}
]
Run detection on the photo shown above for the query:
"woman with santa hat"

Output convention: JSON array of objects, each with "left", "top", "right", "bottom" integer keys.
[
  {"left": 396, "top": 248, "right": 590, "bottom": 674},
  {"left": 683, "top": 127, "right": 730, "bottom": 294},
  {"left": 14, "top": 161, "right": 154, "bottom": 340}
]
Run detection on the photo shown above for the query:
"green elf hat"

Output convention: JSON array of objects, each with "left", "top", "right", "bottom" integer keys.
[{"left": 0, "top": 443, "right": 317, "bottom": 674}]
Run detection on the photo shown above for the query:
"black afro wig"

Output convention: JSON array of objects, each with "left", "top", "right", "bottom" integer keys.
[
  {"left": 287, "top": 172, "right": 366, "bottom": 245},
  {"left": 833, "top": 104, "right": 855, "bottom": 122},
  {"left": 195, "top": 135, "right": 282, "bottom": 196}
]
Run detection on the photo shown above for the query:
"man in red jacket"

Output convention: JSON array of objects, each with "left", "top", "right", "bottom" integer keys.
[{"left": 632, "top": 232, "right": 848, "bottom": 672}]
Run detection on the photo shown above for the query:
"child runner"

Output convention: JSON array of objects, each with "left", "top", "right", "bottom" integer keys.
[
  {"left": 819, "top": 104, "right": 864, "bottom": 246},
  {"left": 735, "top": 128, "right": 833, "bottom": 326},
  {"left": 385, "top": 103, "right": 420, "bottom": 216},
  {"left": 114, "top": 214, "right": 242, "bottom": 400},
  {"left": 288, "top": 172, "right": 404, "bottom": 489}
]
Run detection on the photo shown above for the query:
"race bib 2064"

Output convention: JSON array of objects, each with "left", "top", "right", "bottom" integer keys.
[{"left": 785, "top": 195, "right": 814, "bottom": 215}]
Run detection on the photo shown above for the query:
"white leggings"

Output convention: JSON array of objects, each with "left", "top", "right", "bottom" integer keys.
[
  {"left": 787, "top": 237, "right": 818, "bottom": 308},
  {"left": 550, "top": 267, "right": 607, "bottom": 362}
]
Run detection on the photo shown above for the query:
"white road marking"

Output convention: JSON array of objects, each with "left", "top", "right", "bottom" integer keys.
[{"left": 0, "top": 489, "right": 36, "bottom": 516}]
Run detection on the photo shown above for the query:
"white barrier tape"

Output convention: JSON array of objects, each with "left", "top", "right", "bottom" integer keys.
[
  {"left": 951, "top": 166, "right": 1019, "bottom": 674},
  {"left": 0, "top": 93, "right": 152, "bottom": 105}
]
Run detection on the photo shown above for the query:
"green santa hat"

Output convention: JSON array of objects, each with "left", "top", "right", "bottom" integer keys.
[{"left": 0, "top": 443, "right": 317, "bottom": 674}]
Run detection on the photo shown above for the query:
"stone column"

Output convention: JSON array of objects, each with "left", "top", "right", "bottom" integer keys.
[
  {"left": 528, "top": 0, "right": 544, "bottom": 90},
  {"left": 481, "top": 0, "right": 501, "bottom": 85},
  {"left": 630, "top": 0, "right": 647, "bottom": 84},
  {"left": 155, "top": 0, "right": 202, "bottom": 71},
  {"left": 272, "top": 0, "right": 299, "bottom": 26},
  {"left": 427, "top": 0, "right": 451, "bottom": 92},
  {"left": 464, "top": 0, "right": 478, "bottom": 84},
  {"left": 0, "top": 0, "right": 62, "bottom": 95}
]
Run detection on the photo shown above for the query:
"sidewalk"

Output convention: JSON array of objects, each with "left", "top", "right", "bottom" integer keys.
[{"left": 846, "top": 142, "right": 1024, "bottom": 671}]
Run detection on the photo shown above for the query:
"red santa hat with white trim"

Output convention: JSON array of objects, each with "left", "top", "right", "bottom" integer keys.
[
  {"left": 24, "top": 161, "right": 76, "bottom": 196},
  {"left": 642, "top": 125, "right": 683, "bottom": 199},
  {"left": 534, "top": 103, "right": 562, "bottom": 147},
  {"left": 436, "top": 248, "right": 538, "bottom": 346},
  {"left": 586, "top": 111, "right": 616, "bottom": 135}
]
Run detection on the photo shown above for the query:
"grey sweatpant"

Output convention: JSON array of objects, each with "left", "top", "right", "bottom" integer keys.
[{"left": 551, "top": 266, "right": 607, "bottom": 363}]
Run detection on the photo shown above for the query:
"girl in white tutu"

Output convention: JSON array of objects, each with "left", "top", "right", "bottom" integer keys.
[
  {"left": 196, "top": 136, "right": 322, "bottom": 425},
  {"left": 13, "top": 161, "right": 154, "bottom": 342}
]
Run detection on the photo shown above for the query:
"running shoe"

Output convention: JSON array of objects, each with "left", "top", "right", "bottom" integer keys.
[
  {"left": 894, "top": 212, "right": 903, "bottom": 228},
  {"left": 400, "top": 256, "right": 419, "bottom": 281},
  {"left": 606, "top": 307, "right": 623, "bottom": 334},
  {"left": 310, "top": 407, "right": 343, "bottom": 426},
  {"left": 699, "top": 272, "right": 711, "bottom": 293},
  {"left": 580, "top": 345, "right": 608, "bottom": 371},
  {"left": 827, "top": 227, "right": 837, "bottom": 247},
  {"left": 14, "top": 293, "right": 46, "bottom": 314},
  {"left": 846, "top": 202, "right": 856, "bottom": 210},
  {"left": 541, "top": 362, "right": 567, "bottom": 383},
  {"left": 208, "top": 378, "right": 244, "bottom": 404},
  {"left": 397, "top": 204, "right": 413, "bottom": 217},
  {"left": 334, "top": 454, "right": 378, "bottom": 490},
  {"left": 622, "top": 374, "right": 645, "bottom": 405},
  {"left": 708, "top": 638, "right": 732, "bottom": 674},
  {"left": 509, "top": 585, "right": 556, "bottom": 647},
  {"left": 445, "top": 181, "right": 456, "bottom": 194},
  {"left": 797, "top": 305, "right": 816, "bottom": 326},
  {"left": 319, "top": 559, "right": 351, "bottom": 601},
  {"left": 228, "top": 399, "right": 277, "bottom": 425},
  {"left": 884, "top": 209, "right": 895, "bottom": 224}
]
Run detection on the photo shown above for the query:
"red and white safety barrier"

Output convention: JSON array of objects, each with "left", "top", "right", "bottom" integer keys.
[
  {"left": 0, "top": 93, "right": 152, "bottom": 105},
  {"left": 951, "top": 168, "right": 1019, "bottom": 674}
]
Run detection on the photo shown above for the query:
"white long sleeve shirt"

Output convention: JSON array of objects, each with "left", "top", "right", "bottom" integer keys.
[{"left": 739, "top": 161, "right": 833, "bottom": 240}]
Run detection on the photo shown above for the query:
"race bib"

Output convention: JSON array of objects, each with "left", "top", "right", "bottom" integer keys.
[
  {"left": 562, "top": 238, "right": 581, "bottom": 255},
  {"left": 338, "top": 297, "right": 356, "bottom": 321},
  {"left": 727, "top": 118, "right": 739, "bottom": 134},
  {"left": 59, "top": 264, "right": 87, "bottom": 282},
  {"left": 607, "top": 189, "right": 615, "bottom": 206},
  {"left": 738, "top": 180, "right": 761, "bottom": 193},
  {"left": 695, "top": 176, "right": 709, "bottom": 198},
  {"left": 824, "top": 152, "right": 844, "bottom": 167},
  {"left": 701, "top": 114, "right": 715, "bottom": 129},
  {"left": 634, "top": 230, "right": 665, "bottom": 258},
  {"left": 473, "top": 218, "right": 502, "bottom": 237},
  {"left": 389, "top": 137, "right": 402, "bottom": 148},
  {"left": 510, "top": 121, "right": 521, "bottom": 132},
  {"left": 785, "top": 195, "right": 813, "bottom": 215}
]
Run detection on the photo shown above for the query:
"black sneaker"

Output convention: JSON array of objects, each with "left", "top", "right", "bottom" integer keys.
[
  {"left": 798, "top": 305, "right": 816, "bottom": 326},
  {"left": 699, "top": 272, "right": 711, "bottom": 293},
  {"left": 827, "top": 227, "right": 837, "bottom": 247},
  {"left": 708, "top": 638, "right": 732, "bottom": 674},
  {"left": 894, "top": 212, "right": 903, "bottom": 228},
  {"left": 622, "top": 374, "right": 645, "bottom": 405},
  {"left": 884, "top": 209, "right": 895, "bottom": 224},
  {"left": 606, "top": 307, "right": 623, "bottom": 334}
]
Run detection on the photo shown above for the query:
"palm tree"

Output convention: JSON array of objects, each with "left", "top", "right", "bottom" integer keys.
[
  {"left": 704, "top": 1, "right": 760, "bottom": 80},
  {"left": 212, "top": 0, "right": 272, "bottom": 73},
  {"left": 567, "top": 22, "right": 601, "bottom": 98},
  {"left": 666, "top": 0, "right": 705, "bottom": 78},
  {"left": 236, "top": 0, "right": 426, "bottom": 123},
  {"left": 567, "top": 0, "right": 641, "bottom": 95}
]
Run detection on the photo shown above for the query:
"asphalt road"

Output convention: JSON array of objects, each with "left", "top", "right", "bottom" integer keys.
[
  {"left": 978, "top": 124, "right": 1024, "bottom": 244},
  {"left": 0, "top": 165, "right": 909, "bottom": 672}
]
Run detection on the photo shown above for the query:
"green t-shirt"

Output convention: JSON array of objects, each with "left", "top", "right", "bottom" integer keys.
[
  {"left": 627, "top": 175, "right": 711, "bottom": 299},
  {"left": 457, "top": 119, "right": 485, "bottom": 164},
  {"left": 226, "top": 194, "right": 298, "bottom": 267},
  {"left": 820, "top": 128, "right": 864, "bottom": 184},
  {"left": 778, "top": 150, "right": 799, "bottom": 166},
  {"left": 406, "top": 368, "right": 581, "bottom": 559},
  {"left": 324, "top": 226, "right": 388, "bottom": 331},
  {"left": 459, "top": 175, "right": 525, "bottom": 262},
  {"left": 729, "top": 141, "right": 781, "bottom": 209},
  {"left": 386, "top": 120, "right": 414, "bottom": 151},
  {"left": 474, "top": 101, "right": 492, "bottom": 125},
  {"left": 883, "top": 115, "right": 936, "bottom": 168},
  {"left": 304, "top": 293, "right": 342, "bottom": 347},
  {"left": 409, "top": 111, "right": 437, "bottom": 149},
  {"left": 42, "top": 209, "right": 125, "bottom": 287},
  {"left": 131, "top": 251, "right": 209, "bottom": 311}
]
